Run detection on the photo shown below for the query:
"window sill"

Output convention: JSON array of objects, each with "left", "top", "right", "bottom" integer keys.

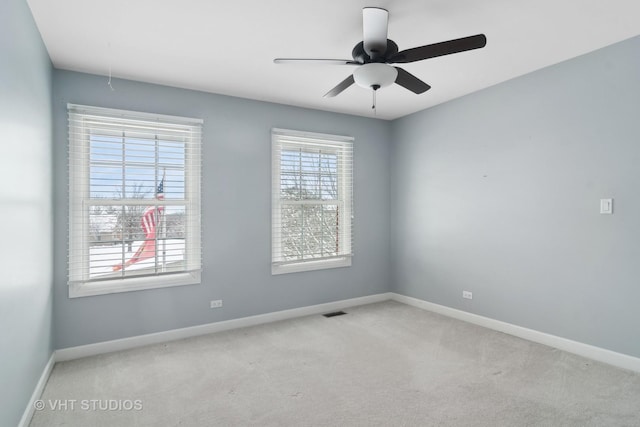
[
  {"left": 68, "top": 271, "right": 201, "bottom": 298},
  {"left": 271, "top": 257, "right": 351, "bottom": 275}
]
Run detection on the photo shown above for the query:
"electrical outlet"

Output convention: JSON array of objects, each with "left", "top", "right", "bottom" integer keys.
[
  {"left": 210, "top": 300, "right": 223, "bottom": 309},
  {"left": 462, "top": 291, "right": 473, "bottom": 300}
]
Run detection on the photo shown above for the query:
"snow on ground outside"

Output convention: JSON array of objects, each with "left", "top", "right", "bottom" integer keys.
[{"left": 89, "top": 239, "right": 185, "bottom": 278}]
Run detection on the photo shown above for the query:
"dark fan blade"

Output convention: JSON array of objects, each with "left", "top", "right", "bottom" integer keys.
[
  {"left": 389, "top": 34, "right": 486, "bottom": 63},
  {"left": 394, "top": 67, "right": 431, "bottom": 94},
  {"left": 324, "top": 75, "right": 355, "bottom": 98},
  {"left": 363, "top": 7, "right": 389, "bottom": 58},
  {"left": 274, "top": 58, "right": 360, "bottom": 65}
]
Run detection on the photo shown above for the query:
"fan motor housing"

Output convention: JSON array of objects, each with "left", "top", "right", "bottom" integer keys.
[{"left": 352, "top": 39, "right": 399, "bottom": 63}]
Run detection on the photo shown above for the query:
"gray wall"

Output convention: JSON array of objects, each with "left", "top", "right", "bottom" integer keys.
[
  {"left": 391, "top": 35, "right": 640, "bottom": 358},
  {"left": 53, "top": 70, "right": 391, "bottom": 349},
  {"left": 0, "top": 0, "right": 53, "bottom": 425}
]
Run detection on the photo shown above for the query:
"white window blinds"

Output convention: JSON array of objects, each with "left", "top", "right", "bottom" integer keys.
[
  {"left": 272, "top": 128, "right": 354, "bottom": 274},
  {"left": 68, "top": 104, "right": 202, "bottom": 297}
]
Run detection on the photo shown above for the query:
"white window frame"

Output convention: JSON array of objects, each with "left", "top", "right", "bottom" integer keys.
[
  {"left": 271, "top": 128, "right": 353, "bottom": 275},
  {"left": 68, "top": 104, "right": 202, "bottom": 298}
]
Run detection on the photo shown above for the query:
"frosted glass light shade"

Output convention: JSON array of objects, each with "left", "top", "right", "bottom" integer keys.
[{"left": 353, "top": 63, "right": 398, "bottom": 89}]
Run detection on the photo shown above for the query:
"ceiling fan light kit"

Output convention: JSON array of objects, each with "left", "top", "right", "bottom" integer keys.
[
  {"left": 353, "top": 63, "right": 398, "bottom": 90},
  {"left": 274, "top": 7, "right": 486, "bottom": 108}
]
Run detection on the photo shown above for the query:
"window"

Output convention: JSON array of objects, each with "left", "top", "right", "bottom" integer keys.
[
  {"left": 272, "top": 128, "right": 353, "bottom": 274},
  {"left": 68, "top": 104, "right": 202, "bottom": 297}
]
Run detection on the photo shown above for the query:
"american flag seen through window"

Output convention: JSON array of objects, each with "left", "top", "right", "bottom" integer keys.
[{"left": 113, "top": 174, "right": 167, "bottom": 272}]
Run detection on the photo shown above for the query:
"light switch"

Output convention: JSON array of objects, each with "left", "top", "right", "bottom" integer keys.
[{"left": 600, "top": 198, "right": 613, "bottom": 214}]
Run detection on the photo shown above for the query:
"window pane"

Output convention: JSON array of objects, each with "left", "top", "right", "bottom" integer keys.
[
  {"left": 280, "top": 205, "right": 302, "bottom": 261},
  {"left": 158, "top": 140, "right": 185, "bottom": 166},
  {"left": 279, "top": 203, "right": 340, "bottom": 261},
  {"left": 90, "top": 166, "right": 121, "bottom": 198},
  {"left": 123, "top": 166, "right": 156, "bottom": 199},
  {"left": 300, "top": 151, "right": 320, "bottom": 169},
  {"left": 321, "top": 174, "right": 337, "bottom": 199},
  {"left": 281, "top": 150, "right": 299, "bottom": 173},
  {"left": 321, "top": 205, "right": 339, "bottom": 255},
  {"left": 90, "top": 134, "right": 122, "bottom": 164},
  {"left": 163, "top": 168, "right": 185, "bottom": 200},
  {"left": 320, "top": 154, "right": 337, "bottom": 174},
  {"left": 280, "top": 149, "right": 338, "bottom": 201},
  {"left": 124, "top": 137, "right": 155, "bottom": 165},
  {"left": 88, "top": 204, "right": 187, "bottom": 279},
  {"left": 280, "top": 173, "right": 299, "bottom": 199},
  {"left": 300, "top": 172, "right": 319, "bottom": 199},
  {"left": 301, "top": 204, "right": 338, "bottom": 259}
]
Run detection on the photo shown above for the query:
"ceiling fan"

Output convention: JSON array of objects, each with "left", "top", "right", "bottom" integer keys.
[{"left": 274, "top": 7, "right": 486, "bottom": 102}]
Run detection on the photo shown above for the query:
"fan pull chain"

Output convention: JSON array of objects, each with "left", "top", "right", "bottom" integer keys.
[
  {"left": 371, "top": 84, "right": 380, "bottom": 116},
  {"left": 372, "top": 89, "right": 376, "bottom": 112}
]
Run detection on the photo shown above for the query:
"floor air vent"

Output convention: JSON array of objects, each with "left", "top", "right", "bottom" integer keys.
[{"left": 323, "top": 311, "right": 347, "bottom": 318}]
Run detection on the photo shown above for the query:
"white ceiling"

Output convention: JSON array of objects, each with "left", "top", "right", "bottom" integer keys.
[{"left": 27, "top": 0, "right": 640, "bottom": 120}]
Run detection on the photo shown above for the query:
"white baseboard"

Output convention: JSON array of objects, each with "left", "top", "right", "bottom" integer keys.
[
  {"left": 55, "top": 293, "right": 392, "bottom": 362},
  {"left": 390, "top": 293, "right": 640, "bottom": 374},
  {"left": 19, "top": 352, "right": 55, "bottom": 427}
]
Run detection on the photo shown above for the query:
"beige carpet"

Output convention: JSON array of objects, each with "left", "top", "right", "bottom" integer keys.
[{"left": 30, "top": 301, "right": 640, "bottom": 426}]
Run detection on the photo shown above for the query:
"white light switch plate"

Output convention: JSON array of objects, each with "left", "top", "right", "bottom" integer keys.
[{"left": 600, "top": 199, "right": 613, "bottom": 214}]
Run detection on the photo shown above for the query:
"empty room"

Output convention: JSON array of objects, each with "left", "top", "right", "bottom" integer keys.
[{"left": 3, "top": 0, "right": 640, "bottom": 425}]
